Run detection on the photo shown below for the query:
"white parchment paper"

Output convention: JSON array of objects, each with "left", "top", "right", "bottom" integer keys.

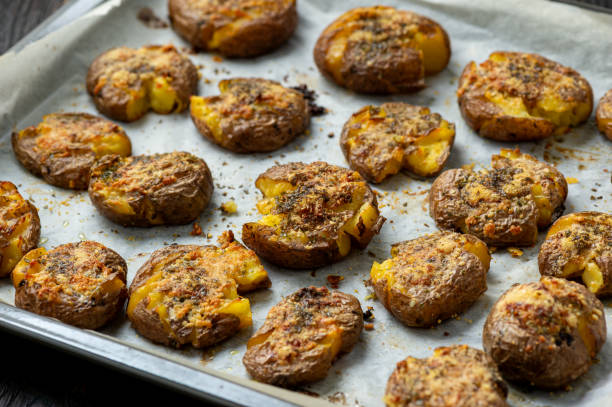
[{"left": 0, "top": 0, "right": 611, "bottom": 405}]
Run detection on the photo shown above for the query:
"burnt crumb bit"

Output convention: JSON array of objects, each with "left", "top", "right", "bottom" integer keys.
[
  {"left": 137, "top": 7, "right": 168, "bottom": 28},
  {"left": 291, "top": 84, "right": 327, "bottom": 116},
  {"left": 364, "top": 323, "right": 375, "bottom": 331},
  {"left": 443, "top": 331, "right": 450, "bottom": 336},
  {"left": 328, "top": 132, "right": 335, "bottom": 138},
  {"left": 363, "top": 307, "right": 375, "bottom": 322},
  {"left": 326, "top": 274, "right": 344, "bottom": 289},
  {"left": 190, "top": 221, "right": 202, "bottom": 236}
]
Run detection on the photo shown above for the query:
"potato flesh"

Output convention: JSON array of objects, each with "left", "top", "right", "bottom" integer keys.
[
  {"left": 0, "top": 186, "right": 37, "bottom": 276},
  {"left": 190, "top": 96, "right": 224, "bottom": 142},
  {"left": 404, "top": 121, "right": 454, "bottom": 177},
  {"left": 126, "top": 76, "right": 181, "bottom": 121},
  {"left": 413, "top": 28, "right": 448, "bottom": 75},
  {"left": 11, "top": 247, "right": 46, "bottom": 287}
]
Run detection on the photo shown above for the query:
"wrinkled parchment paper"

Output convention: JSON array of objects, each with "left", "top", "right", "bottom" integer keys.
[{"left": 1, "top": 0, "right": 611, "bottom": 405}]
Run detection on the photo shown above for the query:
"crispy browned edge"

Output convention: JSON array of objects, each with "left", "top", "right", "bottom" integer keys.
[
  {"left": 88, "top": 153, "right": 214, "bottom": 227},
  {"left": 596, "top": 89, "right": 612, "bottom": 141},
  {"left": 168, "top": 0, "right": 297, "bottom": 58},
  {"left": 14, "top": 242, "right": 128, "bottom": 329}
]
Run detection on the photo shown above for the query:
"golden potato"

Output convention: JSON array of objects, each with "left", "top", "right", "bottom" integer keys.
[
  {"left": 0, "top": 182, "right": 40, "bottom": 277},
  {"left": 168, "top": 0, "right": 297, "bottom": 57},
  {"left": 539, "top": 211, "right": 612, "bottom": 297},
  {"left": 242, "top": 286, "right": 363, "bottom": 387},
  {"left": 190, "top": 78, "right": 309, "bottom": 153},
  {"left": 127, "top": 231, "right": 270, "bottom": 348},
  {"left": 314, "top": 6, "right": 450, "bottom": 94},
  {"left": 12, "top": 113, "right": 131, "bottom": 189},
  {"left": 457, "top": 52, "right": 592, "bottom": 141},
  {"left": 371, "top": 231, "right": 489, "bottom": 327},
  {"left": 429, "top": 148, "right": 567, "bottom": 246},
  {"left": 86, "top": 45, "right": 198, "bottom": 122},
  {"left": 12, "top": 241, "right": 127, "bottom": 329},
  {"left": 242, "top": 162, "right": 385, "bottom": 269},
  {"left": 596, "top": 89, "right": 612, "bottom": 141},
  {"left": 385, "top": 345, "right": 508, "bottom": 407},
  {"left": 340, "top": 102, "right": 455, "bottom": 183},
  {"left": 483, "top": 277, "right": 606, "bottom": 389}
]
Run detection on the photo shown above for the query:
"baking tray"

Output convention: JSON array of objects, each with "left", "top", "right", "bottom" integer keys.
[{"left": 0, "top": 0, "right": 611, "bottom": 406}]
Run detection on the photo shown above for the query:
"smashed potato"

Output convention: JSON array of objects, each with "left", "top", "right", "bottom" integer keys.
[
  {"left": 385, "top": 345, "right": 508, "bottom": 407},
  {"left": 12, "top": 241, "right": 127, "bottom": 329},
  {"left": 86, "top": 45, "right": 198, "bottom": 122},
  {"left": 128, "top": 231, "right": 270, "bottom": 348},
  {"left": 539, "top": 211, "right": 612, "bottom": 297},
  {"left": 12, "top": 113, "right": 131, "bottom": 189},
  {"left": 340, "top": 103, "right": 455, "bottom": 183},
  {"left": 88, "top": 151, "right": 213, "bottom": 227},
  {"left": 429, "top": 148, "right": 567, "bottom": 246},
  {"left": 191, "top": 78, "right": 309, "bottom": 153},
  {"left": 596, "top": 89, "right": 612, "bottom": 141},
  {"left": 314, "top": 6, "right": 450, "bottom": 94},
  {"left": 169, "top": 0, "right": 297, "bottom": 57},
  {"left": 483, "top": 277, "right": 606, "bottom": 389},
  {"left": 0, "top": 182, "right": 40, "bottom": 277},
  {"left": 242, "top": 286, "right": 363, "bottom": 387},
  {"left": 242, "top": 162, "right": 385, "bottom": 269},
  {"left": 458, "top": 51, "right": 592, "bottom": 141},
  {"left": 371, "top": 231, "right": 489, "bottom": 327}
]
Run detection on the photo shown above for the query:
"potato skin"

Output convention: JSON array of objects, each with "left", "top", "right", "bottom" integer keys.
[
  {"left": 482, "top": 277, "right": 606, "bottom": 389},
  {"left": 429, "top": 149, "right": 567, "bottom": 246},
  {"left": 538, "top": 211, "right": 612, "bottom": 297},
  {"left": 190, "top": 78, "right": 309, "bottom": 153},
  {"left": 168, "top": 0, "right": 297, "bottom": 58},
  {"left": 385, "top": 345, "right": 508, "bottom": 407},
  {"left": 88, "top": 152, "right": 213, "bottom": 227},
  {"left": 0, "top": 182, "right": 41, "bottom": 277},
  {"left": 12, "top": 241, "right": 127, "bottom": 329},
  {"left": 86, "top": 45, "right": 198, "bottom": 122},
  {"left": 596, "top": 89, "right": 612, "bottom": 141},
  {"left": 11, "top": 113, "right": 131, "bottom": 190},
  {"left": 314, "top": 6, "right": 450, "bottom": 94},
  {"left": 457, "top": 52, "right": 593, "bottom": 141},
  {"left": 243, "top": 286, "right": 363, "bottom": 387},
  {"left": 371, "top": 231, "right": 488, "bottom": 327},
  {"left": 340, "top": 102, "right": 455, "bottom": 183},
  {"left": 242, "top": 161, "right": 385, "bottom": 269}
]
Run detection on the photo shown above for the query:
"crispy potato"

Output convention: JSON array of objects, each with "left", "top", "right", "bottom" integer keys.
[
  {"left": 242, "top": 162, "right": 385, "bottom": 269},
  {"left": 12, "top": 113, "right": 131, "bottom": 190},
  {"left": 127, "top": 231, "right": 270, "bottom": 348},
  {"left": 539, "top": 212, "right": 612, "bottom": 297},
  {"left": 12, "top": 241, "right": 127, "bottom": 329},
  {"left": 168, "top": 0, "right": 297, "bottom": 57},
  {"left": 86, "top": 45, "right": 198, "bottom": 122},
  {"left": 0, "top": 182, "right": 40, "bottom": 277},
  {"left": 429, "top": 148, "right": 567, "bottom": 247},
  {"left": 340, "top": 103, "right": 455, "bottom": 183},
  {"left": 313, "top": 6, "right": 450, "bottom": 94},
  {"left": 457, "top": 52, "right": 593, "bottom": 141},
  {"left": 483, "top": 277, "right": 606, "bottom": 389},
  {"left": 190, "top": 78, "right": 309, "bottom": 153},
  {"left": 596, "top": 89, "right": 612, "bottom": 141},
  {"left": 242, "top": 286, "right": 363, "bottom": 387},
  {"left": 385, "top": 345, "right": 508, "bottom": 407},
  {"left": 88, "top": 151, "right": 213, "bottom": 227},
  {"left": 371, "top": 231, "right": 489, "bottom": 327}
]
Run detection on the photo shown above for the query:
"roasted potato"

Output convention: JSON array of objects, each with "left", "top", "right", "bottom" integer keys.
[
  {"left": 168, "top": 0, "right": 297, "bottom": 58},
  {"left": 190, "top": 78, "right": 309, "bottom": 153},
  {"left": 12, "top": 113, "right": 131, "bottom": 190},
  {"left": 385, "top": 345, "right": 508, "bottom": 407},
  {"left": 88, "top": 151, "right": 213, "bottom": 227},
  {"left": 128, "top": 230, "right": 270, "bottom": 348},
  {"left": 0, "top": 182, "right": 40, "bottom": 277},
  {"left": 596, "top": 89, "right": 612, "bottom": 141},
  {"left": 539, "top": 212, "right": 612, "bottom": 297},
  {"left": 370, "top": 231, "right": 489, "bottom": 327},
  {"left": 340, "top": 103, "right": 455, "bottom": 183},
  {"left": 86, "top": 45, "right": 198, "bottom": 122},
  {"left": 242, "top": 286, "right": 363, "bottom": 387},
  {"left": 313, "top": 6, "right": 450, "bottom": 94},
  {"left": 457, "top": 51, "right": 593, "bottom": 141},
  {"left": 429, "top": 148, "right": 567, "bottom": 247},
  {"left": 12, "top": 241, "right": 127, "bottom": 329},
  {"left": 242, "top": 162, "right": 385, "bottom": 269},
  {"left": 483, "top": 276, "right": 606, "bottom": 389}
]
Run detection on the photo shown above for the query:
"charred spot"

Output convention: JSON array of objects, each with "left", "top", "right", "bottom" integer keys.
[{"left": 555, "top": 331, "right": 574, "bottom": 347}]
